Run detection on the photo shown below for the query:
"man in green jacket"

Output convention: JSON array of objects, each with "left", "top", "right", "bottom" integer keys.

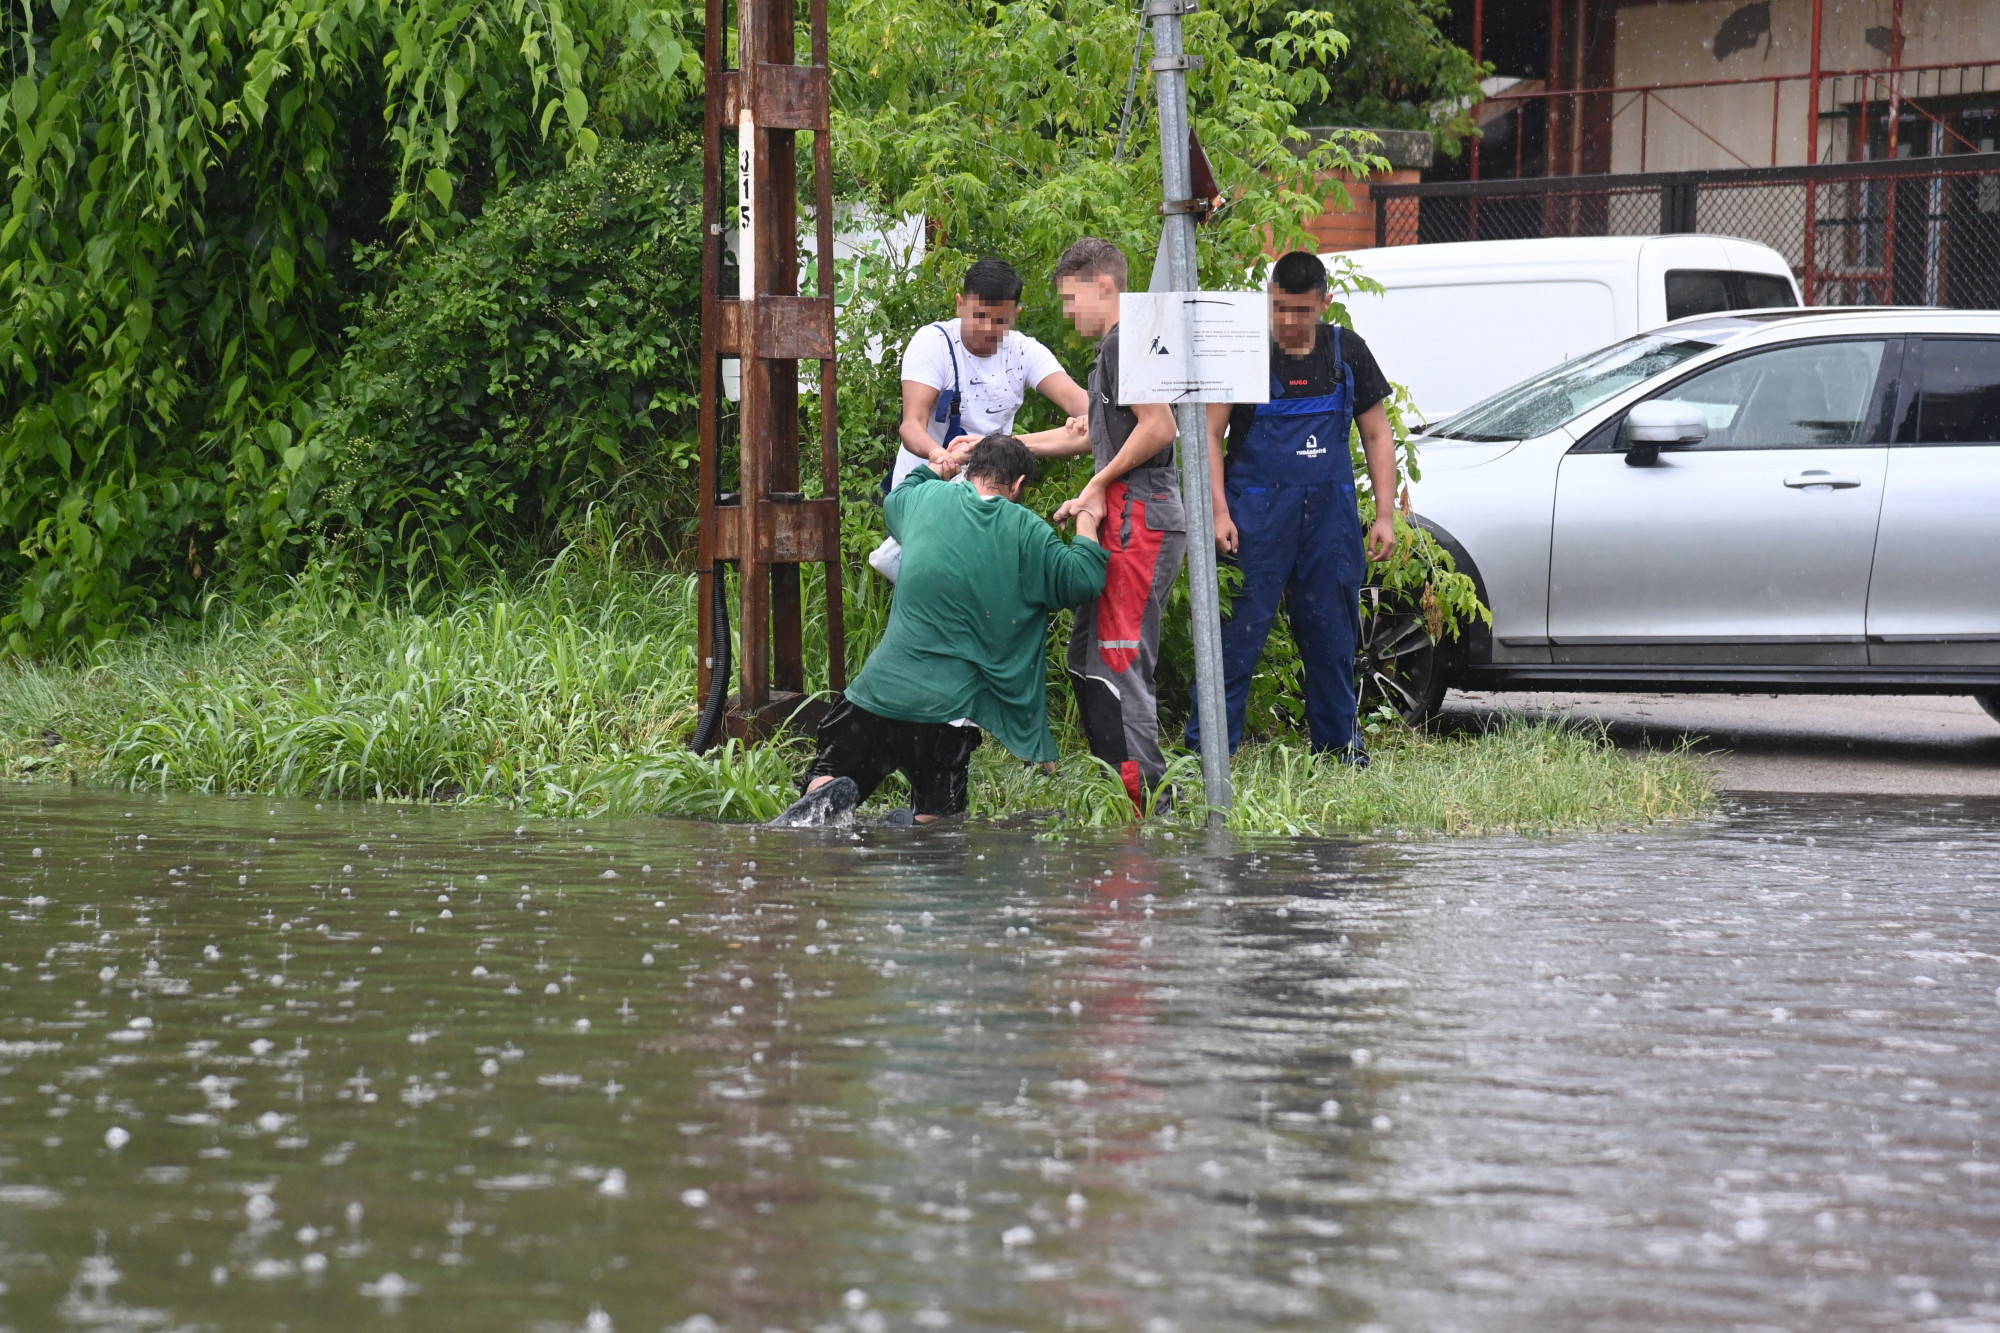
[{"left": 773, "top": 434, "right": 1109, "bottom": 827}]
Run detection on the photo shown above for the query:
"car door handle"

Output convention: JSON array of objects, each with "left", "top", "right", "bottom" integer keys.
[{"left": 1782, "top": 471, "right": 1862, "bottom": 490}]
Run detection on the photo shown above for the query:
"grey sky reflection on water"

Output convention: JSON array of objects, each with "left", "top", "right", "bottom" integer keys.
[{"left": 2, "top": 789, "right": 1999, "bottom": 1333}]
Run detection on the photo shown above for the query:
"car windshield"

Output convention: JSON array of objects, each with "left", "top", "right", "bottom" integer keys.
[{"left": 1430, "top": 335, "right": 1719, "bottom": 441}]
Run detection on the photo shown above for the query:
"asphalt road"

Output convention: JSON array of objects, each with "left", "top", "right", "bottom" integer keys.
[{"left": 1442, "top": 690, "right": 2000, "bottom": 795}]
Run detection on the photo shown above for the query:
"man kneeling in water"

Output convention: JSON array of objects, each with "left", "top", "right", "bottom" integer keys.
[{"left": 774, "top": 435, "right": 1108, "bottom": 827}]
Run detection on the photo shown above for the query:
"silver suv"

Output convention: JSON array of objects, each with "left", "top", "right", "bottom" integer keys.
[{"left": 1374, "top": 308, "right": 2000, "bottom": 726}]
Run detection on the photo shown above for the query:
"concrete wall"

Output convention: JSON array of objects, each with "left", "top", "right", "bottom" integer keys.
[{"left": 1610, "top": 0, "right": 2000, "bottom": 173}]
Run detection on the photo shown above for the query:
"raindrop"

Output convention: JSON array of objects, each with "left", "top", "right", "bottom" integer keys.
[
  {"left": 545, "top": 982, "right": 562, "bottom": 995},
  {"left": 256, "top": 1111, "right": 285, "bottom": 1133},
  {"left": 104, "top": 1126, "right": 130, "bottom": 1151},
  {"left": 481, "top": 1059, "right": 500, "bottom": 1077},
  {"left": 301, "top": 1253, "right": 328, "bottom": 1275},
  {"left": 439, "top": 909, "right": 453, "bottom": 919},
  {"left": 98, "top": 966, "right": 118, "bottom": 983},
  {"left": 246, "top": 1193, "right": 277, "bottom": 1221},
  {"left": 585, "top": 1306, "right": 614, "bottom": 1333},
  {"left": 471, "top": 965, "right": 488, "bottom": 978},
  {"left": 204, "top": 945, "right": 222, "bottom": 960},
  {"left": 1002, "top": 1225, "right": 1035, "bottom": 1249},
  {"left": 475, "top": 875, "right": 488, "bottom": 882},
  {"left": 31, "top": 847, "right": 43, "bottom": 857},
  {"left": 1734, "top": 1215, "right": 1769, "bottom": 1243},
  {"left": 361, "top": 1272, "right": 416, "bottom": 1300},
  {"left": 680, "top": 1188, "right": 709, "bottom": 1208},
  {"left": 1066, "top": 1192, "right": 1087, "bottom": 1213},
  {"left": 642, "top": 953, "right": 656, "bottom": 966},
  {"left": 642, "top": 866, "right": 652, "bottom": 874},
  {"left": 1319, "top": 1099, "right": 1341, "bottom": 1119},
  {"left": 342, "top": 865, "right": 353, "bottom": 874},
  {"left": 250, "top": 1039, "right": 274, "bottom": 1055},
  {"left": 601, "top": 870, "right": 620, "bottom": 880},
  {"left": 297, "top": 1226, "right": 319, "bottom": 1245},
  {"left": 1371, "top": 1114, "right": 1394, "bottom": 1131},
  {"left": 346, "top": 1202, "right": 364, "bottom": 1228},
  {"left": 599, "top": 1168, "right": 628, "bottom": 1198},
  {"left": 574, "top": 1019, "right": 591, "bottom": 1033},
  {"left": 238, "top": 875, "right": 249, "bottom": 886},
  {"left": 437, "top": 894, "right": 450, "bottom": 904},
  {"left": 843, "top": 1289, "right": 869, "bottom": 1311},
  {"left": 1351, "top": 1048, "right": 1373, "bottom": 1066},
  {"left": 211, "top": 1265, "right": 229, "bottom": 1286}
]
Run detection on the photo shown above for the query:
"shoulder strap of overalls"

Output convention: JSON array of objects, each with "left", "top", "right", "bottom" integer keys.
[{"left": 933, "top": 322, "right": 961, "bottom": 398}]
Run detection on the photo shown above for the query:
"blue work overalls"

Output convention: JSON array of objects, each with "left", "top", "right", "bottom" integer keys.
[{"left": 1188, "top": 326, "right": 1367, "bottom": 754}]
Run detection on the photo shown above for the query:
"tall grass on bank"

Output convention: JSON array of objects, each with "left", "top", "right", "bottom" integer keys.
[{"left": 1, "top": 551, "right": 1712, "bottom": 834}]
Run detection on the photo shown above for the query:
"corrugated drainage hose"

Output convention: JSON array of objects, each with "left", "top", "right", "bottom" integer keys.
[{"left": 691, "top": 567, "right": 731, "bottom": 754}]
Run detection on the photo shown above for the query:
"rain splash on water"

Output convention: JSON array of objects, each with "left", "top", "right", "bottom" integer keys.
[{"left": 2, "top": 787, "right": 1998, "bottom": 1331}]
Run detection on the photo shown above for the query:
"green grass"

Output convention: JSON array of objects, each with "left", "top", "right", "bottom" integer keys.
[{"left": 0, "top": 549, "right": 1713, "bottom": 835}]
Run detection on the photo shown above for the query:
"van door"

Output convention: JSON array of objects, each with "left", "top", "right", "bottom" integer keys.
[
  {"left": 1866, "top": 337, "right": 2000, "bottom": 667},
  {"left": 1547, "top": 338, "right": 1896, "bottom": 664}
]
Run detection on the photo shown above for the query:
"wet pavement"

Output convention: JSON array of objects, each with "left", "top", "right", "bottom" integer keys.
[
  {"left": 1447, "top": 692, "right": 2000, "bottom": 797},
  {"left": 3, "top": 787, "right": 1999, "bottom": 1332}
]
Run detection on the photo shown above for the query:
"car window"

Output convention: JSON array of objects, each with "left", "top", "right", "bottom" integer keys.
[
  {"left": 1737, "top": 273, "right": 1797, "bottom": 309},
  {"left": 1666, "top": 270, "right": 1732, "bottom": 321},
  {"left": 1648, "top": 340, "right": 1887, "bottom": 450},
  {"left": 1432, "top": 335, "right": 1716, "bottom": 441},
  {"left": 1911, "top": 338, "right": 2000, "bottom": 444}
]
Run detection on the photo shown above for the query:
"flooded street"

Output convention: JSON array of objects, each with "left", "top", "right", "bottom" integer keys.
[{"left": 3, "top": 789, "right": 1998, "bottom": 1332}]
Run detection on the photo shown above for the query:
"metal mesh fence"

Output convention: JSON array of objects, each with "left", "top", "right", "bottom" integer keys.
[{"left": 1375, "top": 154, "right": 2000, "bottom": 308}]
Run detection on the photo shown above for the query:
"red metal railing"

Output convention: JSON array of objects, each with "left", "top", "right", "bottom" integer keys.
[{"left": 1471, "top": 59, "right": 2000, "bottom": 180}]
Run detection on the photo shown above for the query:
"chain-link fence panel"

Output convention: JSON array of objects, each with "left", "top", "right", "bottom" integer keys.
[{"left": 1375, "top": 155, "right": 2000, "bottom": 309}]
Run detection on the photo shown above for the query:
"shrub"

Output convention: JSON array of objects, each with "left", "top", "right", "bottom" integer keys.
[{"left": 289, "top": 139, "right": 705, "bottom": 580}]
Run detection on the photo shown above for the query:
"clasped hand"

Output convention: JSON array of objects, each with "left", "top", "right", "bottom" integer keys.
[{"left": 1052, "top": 483, "right": 1107, "bottom": 530}]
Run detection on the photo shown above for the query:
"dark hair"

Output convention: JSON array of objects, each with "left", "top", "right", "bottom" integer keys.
[
  {"left": 964, "top": 433, "right": 1037, "bottom": 491},
  {"left": 1271, "top": 250, "right": 1329, "bottom": 296},
  {"left": 963, "top": 257, "right": 1024, "bottom": 304},
  {"left": 1052, "top": 237, "right": 1128, "bottom": 292}
]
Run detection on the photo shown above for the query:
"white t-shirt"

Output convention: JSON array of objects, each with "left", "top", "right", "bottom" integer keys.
[{"left": 894, "top": 320, "right": 1066, "bottom": 486}]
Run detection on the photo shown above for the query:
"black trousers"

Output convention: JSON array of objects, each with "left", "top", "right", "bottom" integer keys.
[{"left": 804, "top": 697, "right": 980, "bottom": 817}]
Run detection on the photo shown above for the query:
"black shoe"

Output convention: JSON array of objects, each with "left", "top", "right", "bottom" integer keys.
[
  {"left": 768, "top": 777, "right": 860, "bottom": 828},
  {"left": 884, "top": 807, "right": 916, "bottom": 827}
]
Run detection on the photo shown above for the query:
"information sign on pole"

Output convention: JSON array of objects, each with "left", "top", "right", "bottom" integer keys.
[{"left": 1117, "top": 291, "right": 1269, "bottom": 405}]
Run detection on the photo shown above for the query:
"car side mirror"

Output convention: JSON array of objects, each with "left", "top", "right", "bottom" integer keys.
[{"left": 1621, "top": 400, "right": 1708, "bottom": 467}]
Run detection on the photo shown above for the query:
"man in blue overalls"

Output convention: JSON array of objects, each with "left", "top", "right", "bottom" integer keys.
[{"left": 1189, "top": 250, "right": 1401, "bottom": 763}]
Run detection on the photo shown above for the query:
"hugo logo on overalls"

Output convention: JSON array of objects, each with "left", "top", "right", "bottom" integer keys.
[{"left": 1234, "top": 324, "right": 1353, "bottom": 488}]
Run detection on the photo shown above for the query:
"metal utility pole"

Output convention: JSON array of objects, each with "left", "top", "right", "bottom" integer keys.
[
  {"left": 694, "top": 0, "right": 844, "bottom": 747},
  {"left": 1147, "top": 0, "right": 1232, "bottom": 822}
]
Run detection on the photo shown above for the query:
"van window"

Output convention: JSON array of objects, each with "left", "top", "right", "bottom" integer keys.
[
  {"left": 1666, "top": 270, "right": 1732, "bottom": 321},
  {"left": 1737, "top": 273, "right": 1798, "bottom": 310},
  {"left": 1667, "top": 269, "right": 1800, "bottom": 321}
]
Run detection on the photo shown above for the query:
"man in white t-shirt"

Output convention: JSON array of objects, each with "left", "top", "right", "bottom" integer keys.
[{"left": 893, "top": 257, "right": 1091, "bottom": 489}]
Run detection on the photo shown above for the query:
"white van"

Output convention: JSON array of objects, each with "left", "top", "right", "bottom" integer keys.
[{"left": 1332, "top": 235, "right": 1800, "bottom": 422}]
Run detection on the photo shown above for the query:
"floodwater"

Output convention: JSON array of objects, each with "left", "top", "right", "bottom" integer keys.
[{"left": 3, "top": 789, "right": 1999, "bottom": 1333}]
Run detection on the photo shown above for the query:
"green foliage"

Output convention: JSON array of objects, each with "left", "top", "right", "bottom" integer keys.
[
  {"left": 1277, "top": 0, "right": 1485, "bottom": 151},
  {"left": 291, "top": 139, "right": 705, "bottom": 581},
  {"left": 0, "top": 0, "right": 698, "bottom": 657},
  {"left": 0, "top": 550, "right": 1709, "bottom": 833}
]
